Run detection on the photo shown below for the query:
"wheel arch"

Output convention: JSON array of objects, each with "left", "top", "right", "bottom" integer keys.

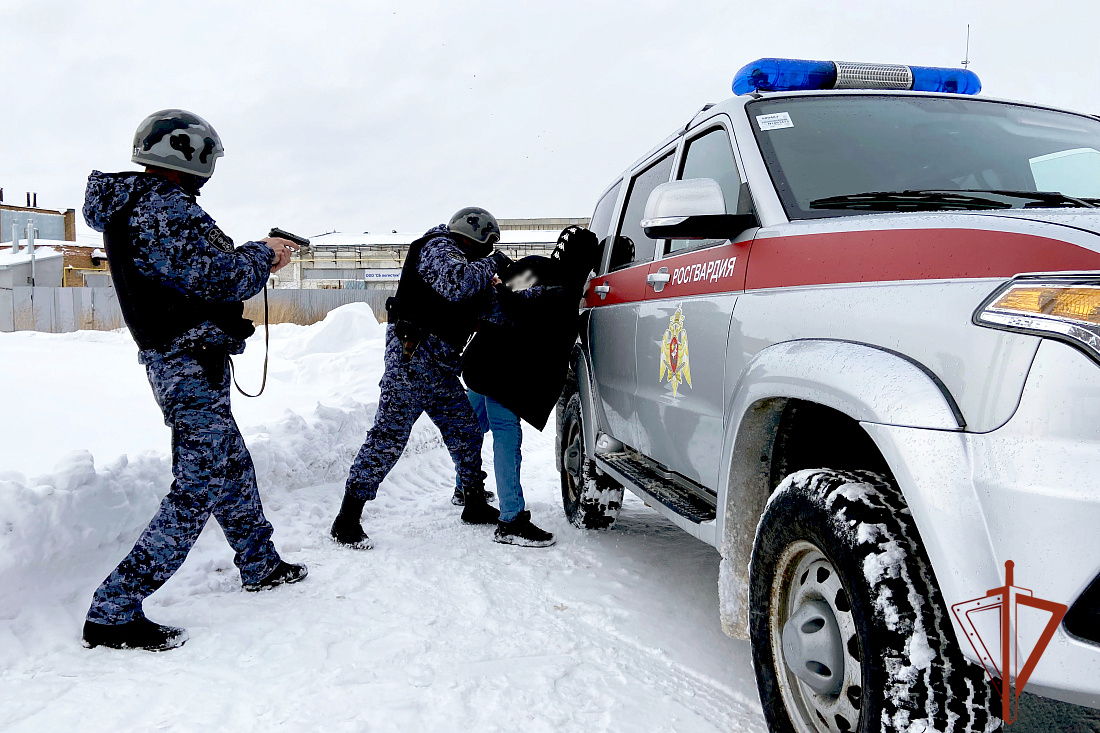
[
  {"left": 716, "top": 339, "right": 966, "bottom": 639},
  {"left": 557, "top": 343, "right": 600, "bottom": 468}
]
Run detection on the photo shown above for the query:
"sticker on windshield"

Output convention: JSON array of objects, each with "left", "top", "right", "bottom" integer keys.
[{"left": 756, "top": 112, "right": 794, "bottom": 131}]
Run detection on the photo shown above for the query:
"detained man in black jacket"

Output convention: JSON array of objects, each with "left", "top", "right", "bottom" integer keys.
[{"left": 461, "top": 226, "right": 601, "bottom": 546}]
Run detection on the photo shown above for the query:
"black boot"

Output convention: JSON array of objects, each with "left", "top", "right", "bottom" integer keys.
[
  {"left": 82, "top": 617, "right": 189, "bottom": 652},
  {"left": 494, "top": 511, "right": 556, "bottom": 548},
  {"left": 460, "top": 485, "right": 500, "bottom": 525},
  {"left": 331, "top": 493, "right": 373, "bottom": 549},
  {"left": 243, "top": 561, "right": 308, "bottom": 592},
  {"left": 452, "top": 486, "right": 495, "bottom": 507}
]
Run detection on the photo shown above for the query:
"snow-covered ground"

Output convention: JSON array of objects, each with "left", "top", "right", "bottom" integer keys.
[{"left": 0, "top": 305, "right": 767, "bottom": 733}]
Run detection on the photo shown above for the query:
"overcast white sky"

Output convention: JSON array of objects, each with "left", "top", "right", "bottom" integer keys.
[{"left": 2, "top": 0, "right": 1098, "bottom": 243}]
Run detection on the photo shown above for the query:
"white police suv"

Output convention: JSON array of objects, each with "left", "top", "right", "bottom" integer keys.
[{"left": 556, "top": 58, "right": 1100, "bottom": 732}]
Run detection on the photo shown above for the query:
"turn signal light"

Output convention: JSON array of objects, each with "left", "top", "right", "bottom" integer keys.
[
  {"left": 975, "top": 276, "right": 1100, "bottom": 363},
  {"left": 991, "top": 286, "right": 1100, "bottom": 324}
]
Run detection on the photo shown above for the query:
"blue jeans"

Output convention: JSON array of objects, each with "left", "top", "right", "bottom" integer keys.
[{"left": 467, "top": 390, "right": 524, "bottom": 523}]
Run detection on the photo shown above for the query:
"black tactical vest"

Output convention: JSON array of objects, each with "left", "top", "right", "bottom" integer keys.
[
  {"left": 104, "top": 182, "right": 255, "bottom": 353},
  {"left": 386, "top": 233, "right": 489, "bottom": 350}
]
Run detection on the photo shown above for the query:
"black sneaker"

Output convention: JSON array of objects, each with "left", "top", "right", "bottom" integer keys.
[
  {"left": 461, "top": 488, "right": 500, "bottom": 525},
  {"left": 82, "top": 617, "right": 189, "bottom": 652},
  {"left": 494, "top": 511, "right": 555, "bottom": 548},
  {"left": 331, "top": 514, "right": 373, "bottom": 550},
  {"left": 243, "top": 561, "right": 309, "bottom": 592}
]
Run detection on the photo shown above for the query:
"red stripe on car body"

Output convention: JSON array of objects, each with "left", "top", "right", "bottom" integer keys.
[
  {"left": 746, "top": 228, "right": 1100, "bottom": 291},
  {"left": 584, "top": 265, "right": 649, "bottom": 307},
  {"left": 584, "top": 229, "right": 1100, "bottom": 306}
]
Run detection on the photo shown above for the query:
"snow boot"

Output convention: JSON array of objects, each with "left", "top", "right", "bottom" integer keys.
[
  {"left": 452, "top": 486, "right": 495, "bottom": 506},
  {"left": 494, "top": 511, "right": 556, "bottom": 548},
  {"left": 461, "top": 486, "right": 500, "bottom": 525},
  {"left": 243, "top": 561, "right": 308, "bottom": 592},
  {"left": 331, "top": 493, "right": 373, "bottom": 550},
  {"left": 82, "top": 617, "right": 189, "bottom": 652}
]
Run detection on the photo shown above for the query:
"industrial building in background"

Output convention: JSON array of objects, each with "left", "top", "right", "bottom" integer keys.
[
  {"left": 0, "top": 188, "right": 110, "bottom": 286},
  {"left": 0, "top": 189, "right": 76, "bottom": 243},
  {"left": 271, "top": 217, "right": 591, "bottom": 289},
  {"left": 2, "top": 204, "right": 589, "bottom": 333}
]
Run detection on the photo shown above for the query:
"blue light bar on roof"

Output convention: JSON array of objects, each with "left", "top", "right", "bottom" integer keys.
[{"left": 733, "top": 58, "right": 982, "bottom": 96}]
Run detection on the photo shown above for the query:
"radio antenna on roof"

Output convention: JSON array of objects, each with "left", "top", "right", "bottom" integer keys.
[{"left": 961, "top": 24, "right": 972, "bottom": 68}]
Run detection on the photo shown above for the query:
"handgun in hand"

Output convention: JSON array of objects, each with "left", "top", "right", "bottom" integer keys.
[{"left": 268, "top": 228, "right": 310, "bottom": 247}]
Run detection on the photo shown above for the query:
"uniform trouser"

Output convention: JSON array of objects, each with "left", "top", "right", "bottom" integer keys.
[
  {"left": 467, "top": 390, "right": 524, "bottom": 523},
  {"left": 86, "top": 350, "right": 281, "bottom": 625},
  {"left": 345, "top": 336, "right": 483, "bottom": 501}
]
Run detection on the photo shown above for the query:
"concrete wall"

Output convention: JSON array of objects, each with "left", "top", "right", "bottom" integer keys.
[
  {"left": 0, "top": 286, "right": 123, "bottom": 333},
  {"left": 0, "top": 286, "right": 396, "bottom": 334},
  {"left": 1, "top": 207, "right": 71, "bottom": 243},
  {"left": 0, "top": 255, "right": 65, "bottom": 289}
]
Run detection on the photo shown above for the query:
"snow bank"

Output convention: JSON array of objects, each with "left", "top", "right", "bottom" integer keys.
[
  {"left": 276, "top": 301, "right": 386, "bottom": 359},
  {"left": 0, "top": 304, "right": 440, "bottom": 620},
  {"left": 0, "top": 245, "right": 63, "bottom": 267}
]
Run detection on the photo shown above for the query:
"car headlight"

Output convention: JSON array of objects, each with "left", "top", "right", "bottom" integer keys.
[{"left": 974, "top": 274, "right": 1100, "bottom": 363}]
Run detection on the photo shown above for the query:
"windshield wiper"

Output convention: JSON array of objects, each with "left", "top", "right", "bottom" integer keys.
[
  {"left": 810, "top": 189, "right": 1099, "bottom": 212},
  {"left": 809, "top": 191, "right": 1012, "bottom": 212},
  {"left": 938, "top": 189, "right": 1098, "bottom": 209}
]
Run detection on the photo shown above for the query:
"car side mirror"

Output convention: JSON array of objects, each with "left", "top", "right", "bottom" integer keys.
[{"left": 641, "top": 178, "right": 757, "bottom": 240}]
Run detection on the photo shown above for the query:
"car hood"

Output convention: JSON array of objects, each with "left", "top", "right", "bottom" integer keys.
[{"left": 961, "top": 209, "right": 1100, "bottom": 238}]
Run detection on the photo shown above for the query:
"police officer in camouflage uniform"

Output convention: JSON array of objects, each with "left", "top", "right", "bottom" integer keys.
[
  {"left": 330, "top": 208, "right": 511, "bottom": 549},
  {"left": 80, "top": 109, "right": 306, "bottom": 652}
]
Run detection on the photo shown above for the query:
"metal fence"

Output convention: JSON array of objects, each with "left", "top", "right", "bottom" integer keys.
[{"left": 0, "top": 286, "right": 395, "bottom": 333}]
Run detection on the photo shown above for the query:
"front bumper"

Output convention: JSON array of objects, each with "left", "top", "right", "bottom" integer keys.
[{"left": 864, "top": 339, "right": 1100, "bottom": 710}]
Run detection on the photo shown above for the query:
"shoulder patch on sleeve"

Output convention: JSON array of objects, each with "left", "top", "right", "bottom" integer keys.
[{"left": 206, "top": 225, "right": 235, "bottom": 253}]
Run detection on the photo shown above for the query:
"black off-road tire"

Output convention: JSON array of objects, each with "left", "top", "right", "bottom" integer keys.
[
  {"left": 750, "top": 469, "right": 999, "bottom": 733},
  {"left": 559, "top": 393, "right": 624, "bottom": 530}
]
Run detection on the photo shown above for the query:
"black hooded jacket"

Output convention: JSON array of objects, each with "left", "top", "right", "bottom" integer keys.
[{"left": 462, "top": 249, "right": 595, "bottom": 430}]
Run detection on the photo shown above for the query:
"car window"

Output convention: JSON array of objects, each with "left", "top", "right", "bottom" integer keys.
[
  {"left": 748, "top": 95, "right": 1100, "bottom": 219},
  {"left": 590, "top": 181, "right": 622, "bottom": 275},
  {"left": 610, "top": 152, "right": 675, "bottom": 271},
  {"left": 668, "top": 127, "right": 747, "bottom": 254}
]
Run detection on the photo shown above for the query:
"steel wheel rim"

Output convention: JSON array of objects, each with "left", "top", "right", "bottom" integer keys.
[
  {"left": 770, "top": 540, "right": 863, "bottom": 733},
  {"left": 563, "top": 415, "right": 582, "bottom": 505}
]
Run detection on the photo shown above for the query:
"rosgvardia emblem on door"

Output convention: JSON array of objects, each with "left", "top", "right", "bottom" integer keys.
[{"left": 660, "top": 307, "right": 692, "bottom": 397}]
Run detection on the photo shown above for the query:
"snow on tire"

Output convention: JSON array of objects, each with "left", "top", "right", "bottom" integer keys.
[
  {"left": 559, "top": 393, "right": 623, "bottom": 530},
  {"left": 749, "top": 468, "right": 999, "bottom": 733}
]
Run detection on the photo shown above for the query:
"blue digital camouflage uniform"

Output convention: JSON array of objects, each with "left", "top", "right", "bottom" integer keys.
[
  {"left": 82, "top": 170, "right": 282, "bottom": 625},
  {"left": 345, "top": 226, "right": 496, "bottom": 501}
]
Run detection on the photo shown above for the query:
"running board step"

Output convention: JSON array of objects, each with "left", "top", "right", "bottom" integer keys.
[{"left": 596, "top": 452, "right": 717, "bottom": 524}]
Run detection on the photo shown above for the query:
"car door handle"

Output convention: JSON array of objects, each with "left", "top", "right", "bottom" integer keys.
[
  {"left": 647, "top": 267, "right": 670, "bottom": 293},
  {"left": 593, "top": 284, "right": 611, "bottom": 299}
]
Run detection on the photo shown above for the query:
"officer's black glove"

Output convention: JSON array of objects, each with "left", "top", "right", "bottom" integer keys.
[{"left": 487, "top": 250, "right": 513, "bottom": 274}]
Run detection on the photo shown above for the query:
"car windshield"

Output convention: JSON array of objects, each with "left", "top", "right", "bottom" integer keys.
[{"left": 748, "top": 94, "right": 1100, "bottom": 219}]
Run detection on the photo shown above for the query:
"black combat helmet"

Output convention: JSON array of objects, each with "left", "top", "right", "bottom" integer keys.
[{"left": 448, "top": 207, "right": 501, "bottom": 247}]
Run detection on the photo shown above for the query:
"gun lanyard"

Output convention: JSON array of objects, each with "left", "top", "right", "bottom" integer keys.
[
  {"left": 227, "top": 228, "right": 308, "bottom": 399},
  {"left": 229, "top": 284, "right": 269, "bottom": 398}
]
